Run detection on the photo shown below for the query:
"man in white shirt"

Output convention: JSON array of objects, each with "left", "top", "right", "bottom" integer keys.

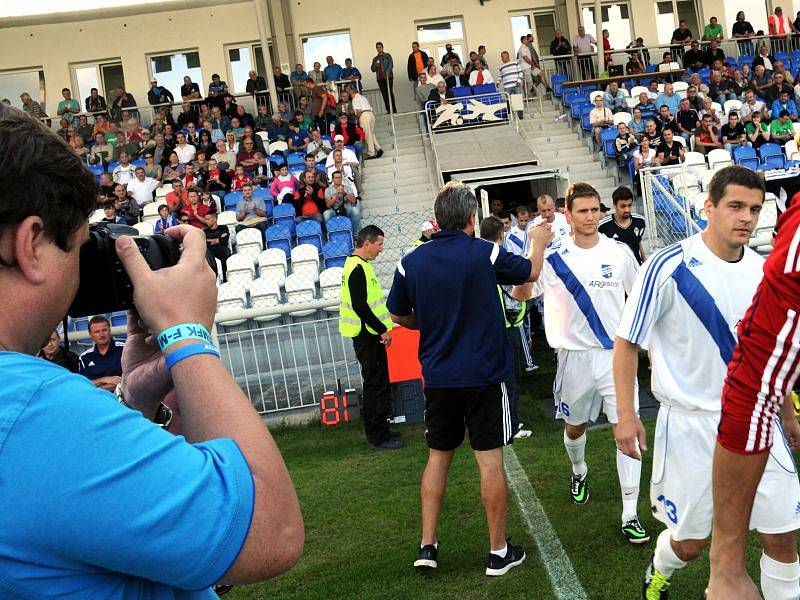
[
  {"left": 498, "top": 51, "right": 524, "bottom": 119},
  {"left": 351, "top": 87, "right": 383, "bottom": 159},
  {"left": 111, "top": 151, "right": 136, "bottom": 185},
  {"left": 589, "top": 95, "right": 614, "bottom": 145},
  {"left": 573, "top": 26, "right": 598, "bottom": 78},
  {"left": 516, "top": 35, "right": 536, "bottom": 98},
  {"left": 173, "top": 132, "right": 196, "bottom": 164},
  {"left": 126, "top": 167, "right": 160, "bottom": 209},
  {"left": 526, "top": 182, "right": 647, "bottom": 544},
  {"left": 325, "top": 137, "right": 359, "bottom": 172},
  {"left": 307, "top": 129, "right": 332, "bottom": 163},
  {"left": 614, "top": 166, "right": 800, "bottom": 600}
]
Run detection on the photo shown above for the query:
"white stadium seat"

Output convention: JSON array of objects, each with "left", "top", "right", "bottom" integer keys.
[
  {"left": 236, "top": 227, "right": 264, "bottom": 262},
  {"left": 284, "top": 272, "right": 316, "bottom": 317},
  {"left": 268, "top": 141, "right": 288, "bottom": 155},
  {"left": 216, "top": 281, "right": 248, "bottom": 326},
  {"left": 249, "top": 278, "right": 282, "bottom": 322},
  {"left": 133, "top": 221, "right": 154, "bottom": 235},
  {"left": 154, "top": 186, "right": 170, "bottom": 199},
  {"left": 319, "top": 266, "right": 344, "bottom": 313},
  {"left": 672, "top": 81, "right": 688, "bottom": 93},
  {"left": 142, "top": 202, "right": 161, "bottom": 223},
  {"left": 785, "top": 139, "right": 800, "bottom": 162},
  {"left": 723, "top": 99, "right": 742, "bottom": 116},
  {"left": 707, "top": 148, "right": 733, "bottom": 170},
  {"left": 258, "top": 248, "right": 288, "bottom": 287},
  {"left": 613, "top": 112, "right": 631, "bottom": 126},
  {"left": 88, "top": 209, "right": 105, "bottom": 224},
  {"left": 226, "top": 253, "right": 256, "bottom": 290},
  {"left": 684, "top": 151, "right": 707, "bottom": 170},
  {"left": 290, "top": 244, "right": 320, "bottom": 283},
  {"left": 629, "top": 86, "right": 648, "bottom": 99},
  {"left": 589, "top": 90, "right": 604, "bottom": 103}
]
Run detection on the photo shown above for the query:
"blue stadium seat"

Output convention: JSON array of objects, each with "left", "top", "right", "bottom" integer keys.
[
  {"left": 695, "top": 218, "right": 708, "bottom": 230},
  {"left": 287, "top": 152, "right": 305, "bottom": 167},
  {"left": 645, "top": 65, "right": 658, "bottom": 73},
  {"left": 296, "top": 220, "right": 323, "bottom": 253},
  {"left": 273, "top": 203, "right": 296, "bottom": 230},
  {"left": 580, "top": 104, "right": 594, "bottom": 131},
  {"left": 251, "top": 187, "right": 275, "bottom": 219},
  {"left": 110, "top": 312, "right": 128, "bottom": 328},
  {"left": 269, "top": 154, "right": 286, "bottom": 166},
  {"left": 738, "top": 55, "right": 754, "bottom": 67},
  {"left": 88, "top": 164, "right": 104, "bottom": 179},
  {"left": 131, "top": 159, "right": 146, "bottom": 168},
  {"left": 551, "top": 74, "right": 568, "bottom": 97},
  {"left": 792, "top": 51, "right": 800, "bottom": 69},
  {"left": 568, "top": 94, "right": 590, "bottom": 119},
  {"left": 322, "top": 240, "right": 351, "bottom": 269},
  {"left": 265, "top": 224, "right": 293, "bottom": 259},
  {"left": 326, "top": 216, "right": 354, "bottom": 249},
  {"left": 321, "top": 134, "right": 332, "bottom": 143},
  {"left": 224, "top": 191, "right": 243, "bottom": 211},
  {"left": 107, "top": 161, "right": 120, "bottom": 173},
  {"left": 472, "top": 83, "right": 497, "bottom": 96},
  {"left": 733, "top": 146, "right": 759, "bottom": 169},
  {"left": 759, "top": 143, "right": 784, "bottom": 168},
  {"left": 776, "top": 51, "right": 791, "bottom": 64},
  {"left": 451, "top": 86, "right": 472, "bottom": 98},
  {"left": 670, "top": 213, "right": 688, "bottom": 235},
  {"left": 698, "top": 67, "right": 711, "bottom": 78}
]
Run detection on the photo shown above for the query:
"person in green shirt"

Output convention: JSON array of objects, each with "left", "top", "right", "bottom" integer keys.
[
  {"left": 703, "top": 17, "right": 724, "bottom": 41},
  {"left": 745, "top": 111, "right": 770, "bottom": 149},
  {"left": 56, "top": 88, "right": 81, "bottom": 126},
  {"left": 769, "top": 110, "right": 794, "bottom": 145}
]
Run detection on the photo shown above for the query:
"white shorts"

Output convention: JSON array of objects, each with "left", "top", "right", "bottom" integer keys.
[
  {"left": 651, "top": 405, "right": 800, "bottom": 541},
  {"left": 554, "top": 348, "right": 638, "bottom": 426}
]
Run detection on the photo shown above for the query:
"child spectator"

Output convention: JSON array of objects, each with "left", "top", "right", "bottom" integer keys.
[
  {"left": 269, "top": 164, "right": 300, "bottom": 204},
  {"left": 230, "top": 165, "right": 251, "bottom": 191},
  {"left": 153, "top": 204, "right": 179, "bottom": 233},
  {"left": 101, "top": 201, "right": 126, "bottom": 224}
]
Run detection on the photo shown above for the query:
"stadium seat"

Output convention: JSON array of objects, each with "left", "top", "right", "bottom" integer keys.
[
  {"left": 551, "top": 73, "right": 568, "bottom": 97},
  {"left": 569, "top": 95, "right": 590, "bottom": 119},
  {"left": 270, "top": 154, "right": 286, "bottom": 166},
  {"left": 296, "top": 219, "right": 323, "bottom": 253},
  {"left": 732, "top": 146, "right": 759, "bottom": 169},
  {"left": 579, "top": 104, "right": 594, "bottom": 131},
  {"left": 707, "top": 148, "right": 733, "bottom": 169},
  {"left": 265, "top": 224, "right": 293, "bottom": 259},
  {"left": 287, "top": 152, "right": 306, "bottom": 167},
  {"left": 723, "top": 99, "right": 742, "bottom": 116},
  {"left": 258, "top": 248, "right": 288, "bottom": 287},
  {"left": 284, "top": 272, "right": 316, "bottom": 317},
  {"left": 236, "top": 227, "right": 264, "bottom": 263},
  {"left": 613, "top": 112, "right": 632, "bottom": 126},
  {"left": 249, "top": 278, "right": 282, "bottom": 322},
  {"left": 710, "top": 102, "right": 723, "bottom": 115},
  {"left": 629, "top": 85, "right": 648, "bottom": 98},
  {"left": 154, "top": 186, "right": 170, "bottom": 200},
  {"left": 684, "top": 151, "right": 707, "bottom": 170},
  {"left": 226, "top": 253, "right": 257, "bottom": 290},
  {"left": 107, "top": 161, "right": 120, "bottom": 173},
  {"left": 273, "top": 203, "right": 297, "bottom": 232},
  {"left": 319, "top": 266, "right": 343, "bottom": 313},
  {"left": 759, "top": 143, "right": 785, "bottom": 169},
  {"left": 110, "top": 312, "right": 128, "bottom": 328},
  {"left": 131, "top": 159, "right": 146, "bottom": 168},
  {"left": 600, "top": 127, "right": 617, "bottom": 159},
  {"left": 322, "top": 239, "right": 351, "bottom": 269},
  {"left": 785, "top": 139, "right": 800, "bottom": 162},
  {"left": 793, "top": 123, "right": 800, "bottom": 138},
  {"left": 291, "top": 243, "right": 320, "bottom": 280},
  {"left": 326, "top": 216, "right": 354, "bottom": 249},
  {"left": 252, "top": 187, "right": 275, "bottom": 219},
  {"left": 588, "top": 90, "right": 604, "bottom": 103},
  {"left": 217, "top": 210, "right": 237, "bottom": 228},
  {"left": 256, "top": 131, "right": 269, "bottom": 143},
  {"left": 224, "top": 191, "right": 243, "bottom": 211},
  {"left": 142, "top": 202, "right": 161, "bottom": 223},
  {"left": 216, "top": 282, "right": 248, "bottom": 326},
  {"left": 672, "top": 81, "right": 688, "bottom": 93},
  {"left": 88, "top": 164, "right": 104, "bottom": 179},
  {"left": 738, "top": 55, "right": 754, "bottom": 67},
  {"left": 268, "top": 141, "right": 288, "bottom": 155},
  {"left": 89, "top": 209, "right": 105, "bottom": 224},
  {"left": 451, "top": 86, "right": 472, "bottom": 98},
  {"left": 133, "top": 221, "right": 154, "bottom": 235}
]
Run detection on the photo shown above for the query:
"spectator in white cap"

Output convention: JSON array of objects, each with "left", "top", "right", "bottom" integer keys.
[
  {"left": 325, "top": 134, "right": 360, "bottom": 182},
  {"left": 412, "top": 219, "right": 438, "bottom": 248}
]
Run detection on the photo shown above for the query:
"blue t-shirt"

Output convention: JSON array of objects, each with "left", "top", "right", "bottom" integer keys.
[
  {"left": 290, "top": 71, "right": 308, "bottom": 83},
  {"left": 78, "top": 340, "right": 124, "bottom": 379},
  {"left": 387, "top": 230, "right": 532, "bottom": 388},
  {"left": 0, "top": 353, "right": 254, "bottom": 599},
  {"left": 287, "top": 129, "right": 308, "bottom": 149},
  {"left": 323, "top": 64, "right": 343, "bottom": 82}
]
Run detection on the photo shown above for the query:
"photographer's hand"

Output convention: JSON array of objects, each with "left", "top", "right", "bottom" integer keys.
[{"left": 120, "top": 308, "right": 172, "bottom": 421}]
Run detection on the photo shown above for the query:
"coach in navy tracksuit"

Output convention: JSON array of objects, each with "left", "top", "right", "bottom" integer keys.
[{"left": 388, "top": 181, "right": 535, "bottom": 576}]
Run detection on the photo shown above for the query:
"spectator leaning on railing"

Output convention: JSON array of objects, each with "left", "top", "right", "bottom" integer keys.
[
  {"left": 498, "top": 51, "right": 524, "bottom": 120},
  {"left": 371, "top": 41, "right": 396, "bottom": 113}
]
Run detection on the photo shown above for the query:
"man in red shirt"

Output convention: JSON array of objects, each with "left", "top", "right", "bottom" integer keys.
[
  {"left": 708, "top": 203, "right": 800, "bottom": 599},
  {"left": 292, "top": 171, "right": 325, "bottom": 224},
  {"left": 182, "top": 188, "right": 212, "bottom": 228},
  {"left": 333, "top": 113, "right": 365, "bottom": 157},
  {"left": 164, "top": 180, "right": 188, "bottom": 213}
]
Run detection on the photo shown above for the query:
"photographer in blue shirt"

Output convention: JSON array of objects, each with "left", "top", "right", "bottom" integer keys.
[{"left": 0, "top": 105, "right": 303, "bottom": 598}]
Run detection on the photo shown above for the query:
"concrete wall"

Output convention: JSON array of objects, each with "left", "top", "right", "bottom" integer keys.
[{"left": 0, "top": 0, "right": 747, "bottom": 115}]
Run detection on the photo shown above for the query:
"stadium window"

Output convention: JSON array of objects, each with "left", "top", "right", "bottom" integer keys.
[
  {"left": 653, "top": 0, "right": 702, "bottom": 45},
  {"left": 510, "top": 12, "right": 558, "bottom": 56},
  {"left": 0, "top": 68, "right": 46, "bottom": 110},
  {"left": 148, "top": 50, "right": 203, "bottom": 100},
  {"left": 581, "top": 2, "right": 632, "bottom": 49},
  {"left": 226, "top": 42, "right": 276, "bottom": 93},
  {"left": 71, "top": 61, "right": 126, "bottom": 105},
  {"left": 417, "top": 19, "right": 466, "bottom": 66},
  {"left": 301, "top": 32, "right": 353, "bottom": 73}
]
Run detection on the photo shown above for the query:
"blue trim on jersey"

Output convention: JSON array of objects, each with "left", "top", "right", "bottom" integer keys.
[
  {"left": 546, "top": 253, "right": 614, "bottom": 349},
  {"left": 671, "top": 261, "right": 736, "bottom": 365},
  {"left": 506, "top": 233, "right": 524, "bottom": 250},
  {"left": 629, "top": 244, "right": 682, "bottom": 342}
]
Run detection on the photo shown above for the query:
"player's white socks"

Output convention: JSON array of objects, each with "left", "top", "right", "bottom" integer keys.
[
  {"left": 491, "top": 544, "right": 508, "bottom": 558},
  {"left": 653, "top": 530, "right": 686, "bottom": 577},
  {"left": 616, "top": 447, "right": 641, "bottom": 522},
  {"left": 760, "top": 551, "right": 800, "bottom": 600},
  {"left": 563, "top": 431, "right": 587, "bottom": 477}
]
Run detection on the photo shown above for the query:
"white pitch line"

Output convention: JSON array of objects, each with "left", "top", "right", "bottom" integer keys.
[{"left": 504, "top": 446, "right": 588, "bottom": 600}]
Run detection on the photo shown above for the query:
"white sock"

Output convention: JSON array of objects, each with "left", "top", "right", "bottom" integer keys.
[
  {"left": 616, "top": 447, "right": 642, "bottom": 522},
  {"left": 564, "top": 431, "right": 587, "bottom": 477},
  {"left": 653, "top": 530, "right": 686, "bottom": 578},
  {"left": 420, "top": 540, "right": 438, "bottom": 549},
  {"left": 760, "top": 552, "right": 800, "bottom": 600},
  {"left": 491, "top": 544, "right": 507, "bottom": 557}
]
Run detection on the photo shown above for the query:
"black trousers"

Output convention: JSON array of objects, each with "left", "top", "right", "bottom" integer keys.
[
  {"left": 352, "top": 332, "right": 392, "bottom": 445},
  {"left": 377, "top": 78, "right": 396, "bottom": 113}
]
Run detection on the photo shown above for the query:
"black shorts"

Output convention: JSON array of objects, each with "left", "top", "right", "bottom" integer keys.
[{"left": 424, "top": 383, "right": 511, "bottom": 451}]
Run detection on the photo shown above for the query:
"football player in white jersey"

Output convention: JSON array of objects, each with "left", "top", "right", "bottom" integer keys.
[
  {"left": 614, "top": 166, "right": 800, "bottom": 600},
  {"left": 505, "top": 206, "right": 537, "bottom": 372},
  {"left": 523, "top": 195, "right": 570, "bottom": 255},
  {"left": 527, "top": 182, "right": 648, "bottom": 543}
]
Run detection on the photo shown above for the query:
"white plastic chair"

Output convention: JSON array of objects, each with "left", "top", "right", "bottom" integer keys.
[
  {"left": 684, "top": 151, "right": 708, "bottom": 169},
  {"left": 657, "top": 83, "right": 665, "bottom": 93},
  {"left": 290, "top": 244, "right": 320, "bottom": 283},
  {"left": 793, "top": 122, "right": 800, "bottom": 138},
  {"left": 786, "top": 139, "right": 800, "bottom": 161},
  {"left": 226, "top": 254, "right": 256, "bottom": 290},
  {"left": 268, "top": 141, "right": 288, "bottom": 155},
  {"left": 217, "top": 210, "right": 237, "bottom": 227},
  {"left": 589, "top": 90, "right": 604, "bottom": 103},
  {"left": 133, "top": 221, "right": 154, "bottom": 235},
  {"left": 676, "top": 91, "right": 687, "bottom": 100},
  {"left": 673, "top": 136, "right": 687, "bottom": 147},
  {"left": 707, "top": 148, "right": 734, "bottom": 169},
  {"left": 319, "top": 267, "right": 343, "bottom": 313},
  {"left": 613, "top": 112, "right": 632, "bottom": 126},
  {"left": 710, "top": 102, "right": 723, "bottom": 115},
  {"left": 258, "top": 248, "right": 288, "bottom": 287},
  {"left": 256, "top": 131, "right": 269, "bottom": 143},
  {"left": 284, "top": 271, "right": 316, "bottom": 317},
  {"left": 216, "top": 282, "right": 248, "bottom": 326},
  {"left": 142, "top": 202, "right": 161, "bottom": 223},
  {"left": 672, "top": 81, "right": 689, "bottom": 93},
  {"left": 249, "top": 278, "right": 282, "bottom": 322},
  {"left": 723, "top": 99, "right": 742, "bottom": 116},
  {"left": 688, "top": 190, "right": 708, "bottom": 218},
  {"left": 235, "top": 227, "right": 264, "bottom": 263},
  {"left": 88, "top": 209, "right": 105, "bottom": 224},
  {"left": 630, "top": 86, "right": 648, "bottom": 99},
  {"left": 154, "top": 186, "right": 170, "bottom": 200}
]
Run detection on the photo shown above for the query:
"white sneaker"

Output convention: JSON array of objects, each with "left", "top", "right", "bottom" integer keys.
[
  {"left": 525, "top": 363, "right": 539, "bottom": 372},
  {"left": 514, "top": 429, "right": 532, "bottom": 439}
]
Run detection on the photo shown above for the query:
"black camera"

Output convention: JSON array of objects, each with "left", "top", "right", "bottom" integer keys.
[{"left": 68, "top": 223, "right": 215, "bottom": 318}]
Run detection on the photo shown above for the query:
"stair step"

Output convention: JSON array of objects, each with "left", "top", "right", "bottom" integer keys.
[
  {"left": 536, "top": 147, "right": 592, "bottom": 161},
  {"left": 363, "top": 176, "right": 430, "bottom": 193},
  {"left": 364, "top": 166, "right": 430, "bottom": 184},
  {"left": 363, "top": 199, "right": 432, "bottom": 216},
  {"left": 365, "top": 156, "right": 428, "bottom": 174},
  {"left": 363, "top": 182, "right": 433, "bottom": 201}
]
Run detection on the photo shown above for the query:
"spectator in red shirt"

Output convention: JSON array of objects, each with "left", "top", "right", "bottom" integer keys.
[
  {"left": 236, "top": 137, "right": 259, "bottom": 177},
  {"left": 333, "top": 113, "right": 365, "bottom": 157},
  {"left": 165, "top": 180, "right": 188, "bottom": 212},
  {"left": 230, "top": 165, "right": 251, "bottom": 191},
  {"left": 182, "top": 189, "right": 212, "bottom": 228},
  {"left": 293, "top": 171, "right": 326, "bottom": 224}
]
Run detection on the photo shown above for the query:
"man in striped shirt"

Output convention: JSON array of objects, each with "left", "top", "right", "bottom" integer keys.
[{"left": 498, "top": 51, "right": 524, "bottom": 120}]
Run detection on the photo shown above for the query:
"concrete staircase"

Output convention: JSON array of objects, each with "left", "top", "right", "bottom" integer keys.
[{"left": 522, "top": 101, "right": 620, "bottom": 201}]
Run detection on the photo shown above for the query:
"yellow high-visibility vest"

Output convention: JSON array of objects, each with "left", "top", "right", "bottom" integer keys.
[
  {"left": 498, "top": 285, "right": 526, "bottom": 329},
  {"left": 339, "top": 255, "right": 393, "bottom": 337}
]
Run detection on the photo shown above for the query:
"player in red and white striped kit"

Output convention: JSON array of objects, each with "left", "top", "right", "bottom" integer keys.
[{"left": 708, "top": 201, "right": 800, "bottom": 600}]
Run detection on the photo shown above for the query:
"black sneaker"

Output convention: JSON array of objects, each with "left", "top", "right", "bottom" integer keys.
[
  {"left": 570, "top": 468, "right": 589, "bottom": 504},
  {"left": 622, "top": 517, "right": 650, "bottom": 544},
  {"left": 414, "top": 543, "right": 438, "bottom": 570},
  {"left": 372, "top": 439, "right": 405, "bottom": 450},
  {"left": 376, "top": 148, "right": 384, "bottom": 158},
  {"left": 485, "top": 538, "right": 526, "bottom": 576},
  {"left": 642, "top": 556, "right": 671, "bottom": 599}
]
